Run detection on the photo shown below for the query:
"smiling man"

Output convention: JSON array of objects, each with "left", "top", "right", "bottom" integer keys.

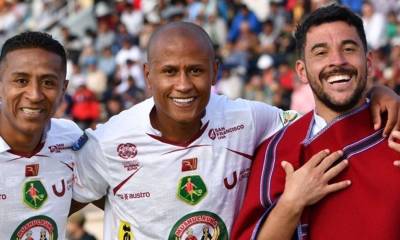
[
  {"left": 0, "top": 32, "right": 82, "bottom": 239},
  {"left": 232, "top": 4, "right": 400, "bottom": 240},
  {"left": 72, "top": 21, "right": 400, "bottom": 239}
]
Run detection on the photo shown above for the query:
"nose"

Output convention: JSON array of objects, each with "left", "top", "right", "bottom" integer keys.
[
  {"left": 25, "top": 81, "right": 45, "bottom": 102},
  {"left": 329, "top": 49, "right": 347, "bottom": 67},
  {"left": 175, "top": 71, "right": 193, "bottom": 92}
]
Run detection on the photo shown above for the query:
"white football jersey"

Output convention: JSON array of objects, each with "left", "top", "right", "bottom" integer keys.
[
  {"left": 74, "top": 93, "right": 292, "bottom": 239},
  {"left": 0, "top": 119, "right": 82, "bottom": 240}
]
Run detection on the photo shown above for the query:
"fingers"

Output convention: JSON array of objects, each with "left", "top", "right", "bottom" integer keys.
[
  {"left": 281, "top": 161, "right": 294, "bottom": 176},
  {"left": 316, "top": 150, "right": 344, "bottom": 172},
  {"left": 306, "top": 149, "right": 330, "bottom": 167},
  {"left": 324, "top": 180, "right": 351, "bottom": 194},
  {"left": 394, "top": 161, "right": 400, "bottom": 167},
  {"left": 388, "top": 130, "right": 400, "bottom": 153},
  {"left": 323, "top": 159, "right": 348, "bottom": 181},
  {"left": 370, "top": 102, "right": 382, "bottom": 131},
  {"left": 383, "top": 104, "right": 398, "bottom": 137}
]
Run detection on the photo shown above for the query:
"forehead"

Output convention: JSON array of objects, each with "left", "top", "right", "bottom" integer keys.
[
  {"left": 1, "top": 48, "right": 64, "bottom": 75},
  {"left": 150, "top": 31, "right": 212, "bottom": 65},
  {"left": 305, "top": 21, "right": 362, "bottom": 49}
]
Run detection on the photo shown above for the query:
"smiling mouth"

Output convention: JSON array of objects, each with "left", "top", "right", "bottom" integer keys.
[
  {"left": 171, "top": 97, "right": 195, "bottom": 105},
  {"left": 21, "top": 108, "right": 43, "bottom": 114},
  {"left": 326, "top": 74, "right": 352, "bottom": 84}
]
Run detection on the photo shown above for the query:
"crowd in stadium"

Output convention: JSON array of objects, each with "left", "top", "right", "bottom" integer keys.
[{"left": 1, "top": 0, "right": 399, "bottom": 130}]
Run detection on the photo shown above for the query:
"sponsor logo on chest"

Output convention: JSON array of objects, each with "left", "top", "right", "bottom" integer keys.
[
  {"left": 117, "top": 143, "right": 143, "bottom": 172},
  {"left": 208, "top": 124, "right": 245, "bottom": 140}
]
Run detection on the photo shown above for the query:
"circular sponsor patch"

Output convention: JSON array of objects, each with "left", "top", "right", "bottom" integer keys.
[
  {"left": 11, "top": 215, "right": 58, "bottom": 240},
  {"left": 168, "top": 211, "right": 228, "bottom": 240},
  {"left": 117, "top": 143, "right": 138, "bottom": 159}
]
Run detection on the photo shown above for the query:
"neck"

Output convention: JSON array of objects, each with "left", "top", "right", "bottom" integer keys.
[
  {"left": 315, "top": 98, "right": 366, "bottom": 123},
  {"left": 150, "top": 109, "right": 202, "bottom": 144}
]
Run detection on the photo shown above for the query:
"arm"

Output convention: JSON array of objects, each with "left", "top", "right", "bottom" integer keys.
[
  {"left": 257, "top": 150, "right": 350, "bottom": 240},
  {"left": 369, "top": 84, "right": 400, "bottom": 137}
]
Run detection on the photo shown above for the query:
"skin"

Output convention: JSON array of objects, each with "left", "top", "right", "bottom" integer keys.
[
  {"left": 144, "top": 22, "right": 218, "bottom": 143},
  {"left": 0, "top": 48, "right": 67, "bottom": 153},
  {"left": 257, "top": 21, "right": 370, "bottom": 240}
]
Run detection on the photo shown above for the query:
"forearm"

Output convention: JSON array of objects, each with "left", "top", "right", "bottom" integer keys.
[{"left": 257, "top": 197, "right": 304, "bottom": 240}]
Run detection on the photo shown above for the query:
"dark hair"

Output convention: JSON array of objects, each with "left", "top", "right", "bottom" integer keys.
[
  {"left": 294, "top": 4, "right": 367, "bottom": 58},
  {"left": 0, "top": 31, "right": 67, "bottom": 72}
]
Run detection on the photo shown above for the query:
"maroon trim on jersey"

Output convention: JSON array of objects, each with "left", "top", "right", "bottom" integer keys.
[
  {"left": 226, "top": 148, "right": 253, "bottom": 160},
  {"left": 59, "top": 161, "right": 74, "bottom": 172},
  {"left": 113, "top": 166, "right": 142, "bottom": 195},
  {"left": 147, "top": 121, "right": 210, "bottom": 147},
  {"left": 8, "top": 142, "right": 47, "bottom": 158},
  {"left": 162, "top": 144, "right": 212, "bottom": 155}
]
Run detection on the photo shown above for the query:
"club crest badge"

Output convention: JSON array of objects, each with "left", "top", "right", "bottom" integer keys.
[
  {"left": 118, "top": 220, "right": 134, "bottom": 240},
  {"left": 11, "top": 215, "right": 58, "bottom": 240},
  {"left": 177, "top": 175, "right": 207, "bottom": 205},
  {"left": 117, "top": 143, "right": 138, "bottom": 159},
  {"left": 23, "top": 179, "right": 47, "bottom": 209},
  {"left": 168, "top": 211, "right": 228, "bottom": 240}
]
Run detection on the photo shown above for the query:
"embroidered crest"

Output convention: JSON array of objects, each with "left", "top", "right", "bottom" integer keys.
[
  {"left": 168, "top": 211, "right": 228, "bottom": 240},
  {"left": 117, "top": 143, "right": 138, "bottom": 159},
  {"left": 280, "top": 110, "right": 299, "bottom": 126},
  {"left": 119, "top": 220, "right": 134, "bottom": 240},
  {"left": 11, "top": 215, "right": 58, "bottom": 240},
  {"left": 23, "top": 179, "right": 47, "bottom": 209},
  {"left": 177, "top": 175, "right": 207, "bottom": 205}
]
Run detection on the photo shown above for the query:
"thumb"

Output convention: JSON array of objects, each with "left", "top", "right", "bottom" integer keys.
[{"left": 281, "top": 161, "right": 294, "bottom": 176}]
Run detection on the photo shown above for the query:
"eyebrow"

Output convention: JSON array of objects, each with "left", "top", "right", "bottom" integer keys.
[
  {"left": 11, "top": 72, "right": 59, "bottom": 79},
  {"left": 311, "top": 39, "right": 360, "bottom": 52}
]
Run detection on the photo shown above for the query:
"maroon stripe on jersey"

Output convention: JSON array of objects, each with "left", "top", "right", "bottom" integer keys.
[
  {"left": 113, "top": 167, "right": 142, "bottom": 195},
  {"left": 162, "top": 144, "right": 212, "bottom": 155},
  {"left": 59, "top": 161, "right": 74, "bottom": 171},
  {"left": 147, "top": 121, "right": 210, "bottom": 147},
  {"left": 226, "top": 148, "right": 252, "bottom": 160}
]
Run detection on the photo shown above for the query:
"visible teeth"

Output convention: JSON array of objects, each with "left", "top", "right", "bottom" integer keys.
[
  {"left": 327, "top": 75, "right": 351, "bottom": 83},
  {"left": 22, "top": 108, "right": 42, "bottom": 114},
  {"left": 173, "top": 98, "right": 194, "bottom": 103}
]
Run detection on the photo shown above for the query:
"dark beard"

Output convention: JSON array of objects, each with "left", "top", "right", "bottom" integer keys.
[{"left": 307, "top": 65, "right": 367, "bottom": 113}]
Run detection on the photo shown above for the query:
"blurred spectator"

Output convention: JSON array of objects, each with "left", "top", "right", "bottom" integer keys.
[
  {"left": 123, "top": 75, "right": 146, "bottom": 108},
  {"left": 228, "top": 4, "right": 261, "bottom": 43},
  {"left": 216, "top": 66, "right": 243, "bottom": 100},
  {"left": 105, "top": 94, "right": 124, "bottom": 119},
  {"left": 67, "top": 212, "right": 97, "bottom": 240},
  {"left": 341, "top": 0, "right": 363, "bottom": 14},
  {"left": 71, "top": 85, "right": 100, "bottom": 129},
  {"left": 203, "top": 13, "right": 227, "bottom": 49},
  {"left": 113, "top": 22, "right": 136, "bottom": 53},
  {"left": 115, "top": 38, "right": 142, "bottom": 66},
  {"left": 95, "top": 20, "right": 115, "bottom": 52},
  {"left": 61, "top": 26, "right": 83, "bottom": 64},
  {"left": 86, "top": 62, "right": 108, "bottom": 99},
  {"left": 120, "top": 1, "right": 144, "bottom": 37},
  {"left": 68, "top": 63, "right": 86, "bottom": 95},
  {"left": 362, "top": 1, "right": 387, "bottom": 50},
  {"left": 98, "top": 46, "right": 116, "bottom": 80}
]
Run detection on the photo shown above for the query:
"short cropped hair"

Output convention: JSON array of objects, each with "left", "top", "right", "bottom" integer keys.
[
  {"left": 294, "top": 4, "right": 367, "bottom": 58},
  {"left": 0, "top": 31, "right": 67, "bottom": 72}
]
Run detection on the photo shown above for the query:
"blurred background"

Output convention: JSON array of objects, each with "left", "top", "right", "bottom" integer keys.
[{"left": 2, "top": 0, "right": 400, "bottom": 238}]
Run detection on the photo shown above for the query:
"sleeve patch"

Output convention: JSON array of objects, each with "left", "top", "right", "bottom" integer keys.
[
  {"left": 72, "top": 133, "right": 89, "bottom": 151},
  {"left": 280, "top": 110, "right": 299, "bottom": 126}
]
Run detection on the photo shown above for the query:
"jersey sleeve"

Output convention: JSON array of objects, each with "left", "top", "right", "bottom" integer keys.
[
  {"left": 249, "top": 101, "right": 299, "bottom": 146},
  {"left": 73, "top": 130, "right": 109, "bottom": 203}
]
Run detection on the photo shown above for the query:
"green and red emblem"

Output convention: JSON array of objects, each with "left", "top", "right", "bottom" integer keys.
[
  {"left": 177, "top": 175, "right": 207, "bottom": 205},
  {"left": 168, "top": 211, "right": 228, "bottom": 240},
  {"left": 22, "top": 179, "right": 47, "bottom": 209},
  {"left": 11, "top": 215, "right": 58, "bottom": 240}
]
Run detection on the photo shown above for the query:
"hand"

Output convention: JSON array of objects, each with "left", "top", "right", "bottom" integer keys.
[
  {"left": 369, "top": 85, "right": 400, "bottom": 137},
  {"left": 279, "top": 150, "right": 351, "bottom": 211},
  {"left": 388, "top": 130, "right": 400, "bottom": 167}
]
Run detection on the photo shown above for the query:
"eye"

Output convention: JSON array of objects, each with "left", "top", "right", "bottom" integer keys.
[
  {"left": 42, "top": 78, "right": 58, "bottom": 88},
  {"left": 162, "top": 68, "right": 177, "bottom": 76},
  {"left": 315, "top": 50, "right": 326, "bottom": 56},
  {"left": 344, "top": 47, "right": 355, "bottom": 53},
  {"left": 14, "top": 78, "right": 28, "bottom": 85},
  {"left": 190, "top": 68, "right": 203, "bottom": 75}
]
